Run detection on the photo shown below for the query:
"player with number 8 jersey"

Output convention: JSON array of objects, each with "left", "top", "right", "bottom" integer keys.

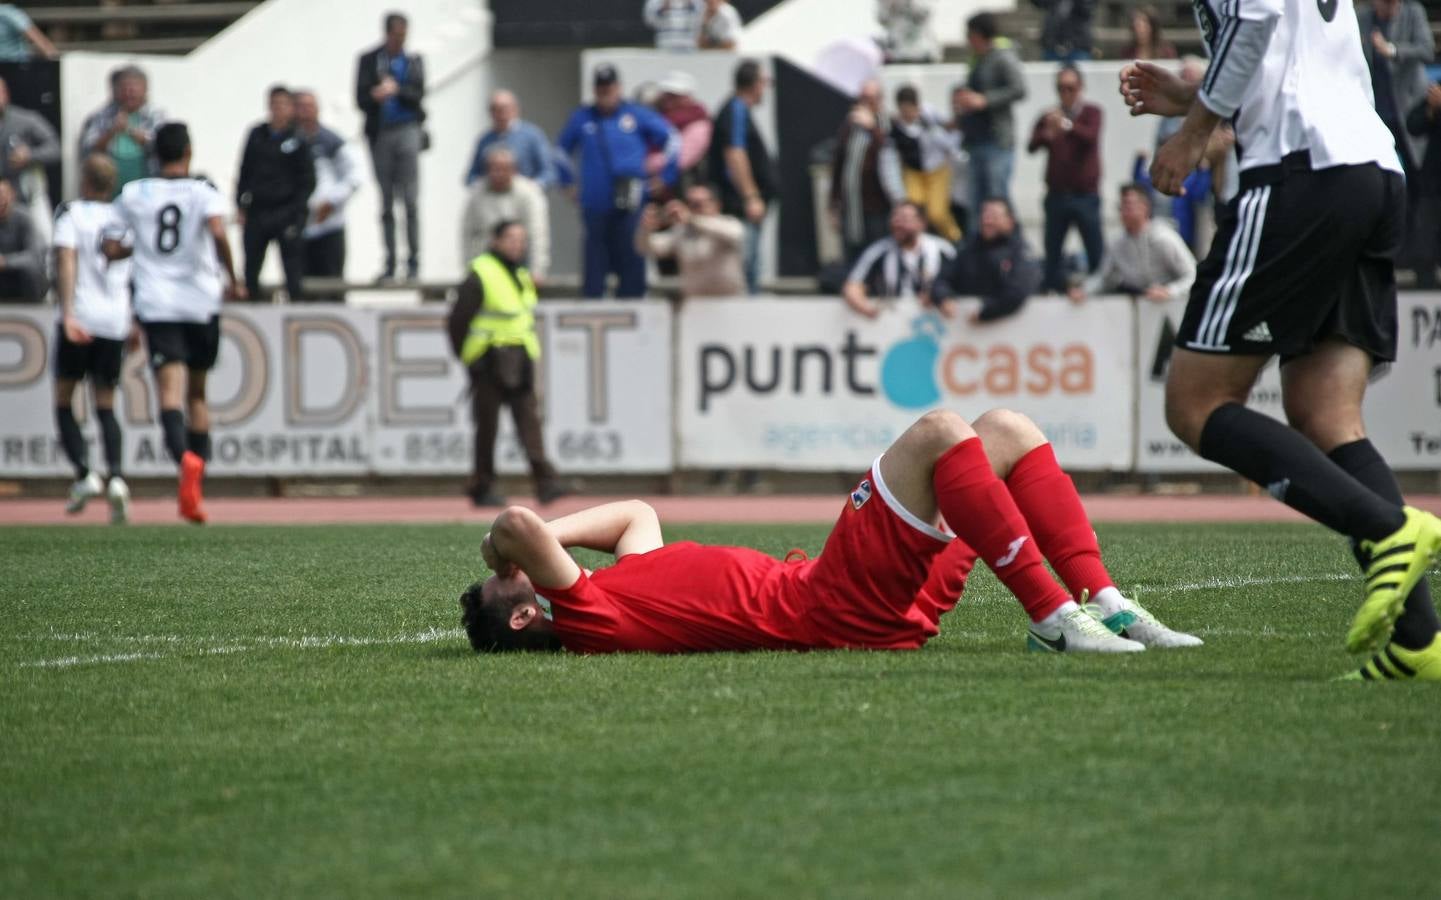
[{"left": 107, "top": 121, "right": 245, "bottom": 523}]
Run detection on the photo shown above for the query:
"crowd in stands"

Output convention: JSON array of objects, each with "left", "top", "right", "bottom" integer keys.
[{"left": 1, "top": 1, "right": 1440, "bottom": 309}]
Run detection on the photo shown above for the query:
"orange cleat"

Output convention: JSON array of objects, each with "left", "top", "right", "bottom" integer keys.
[{"left": 178, "top": 450, "right": 208, "bottom": 524}]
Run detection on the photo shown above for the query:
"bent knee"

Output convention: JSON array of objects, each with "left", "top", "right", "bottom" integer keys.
[
  {"left": 974, "top": 407, "right": 1041, "bottom": 442},
  {"left": 915, "top": 409, "right": 976, "bottom": 447}
]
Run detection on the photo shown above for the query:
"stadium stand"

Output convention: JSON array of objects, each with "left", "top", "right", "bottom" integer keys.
[{"left": 26, "top": 1, "right": 260, "bottom": 55}]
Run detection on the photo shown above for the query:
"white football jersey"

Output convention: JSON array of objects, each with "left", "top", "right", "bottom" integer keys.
[
  {"left": 114, "top": 176, "right": 228, "bottom": 323},
  {"left": 51, "top": 200, "right": 132, "bottom": 341},
  {"left": 1193, "top": 0, "right": 1401, "bottom": 175}
]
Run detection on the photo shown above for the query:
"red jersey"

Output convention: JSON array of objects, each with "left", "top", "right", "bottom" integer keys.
[{"left": 544, "top": 467, "right": 979, "bottom": 654}]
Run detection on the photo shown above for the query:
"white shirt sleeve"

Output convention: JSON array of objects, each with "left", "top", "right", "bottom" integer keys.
[{"left": 202, "top": 183, "right": 228, "bottom": 220}]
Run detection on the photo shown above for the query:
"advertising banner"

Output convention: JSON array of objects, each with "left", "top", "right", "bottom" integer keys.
[
  {"left": 0, "top": 303, "right": 673, "bottom": 478},
  {"left": 1134, "top": 295, "right": 1441, "bottom": 472},
  {"left": 675, "top": 297, "right": 1136, "bottom": 471}
]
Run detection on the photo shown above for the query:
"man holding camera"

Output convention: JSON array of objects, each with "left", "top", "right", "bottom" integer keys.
[
  {"left": 635, "top": 183, "right": 745, "bottom": 298},
  {"left": 557, "top": 64, "right": 679, "bottom": 299}
]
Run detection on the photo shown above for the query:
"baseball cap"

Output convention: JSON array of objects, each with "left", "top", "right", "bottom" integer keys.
[
  {"left": 593, "top": 63, "right": 620, "bottom": 87},
  {"left": 658, "top": 71, "right": 696, "bottom": 96}
]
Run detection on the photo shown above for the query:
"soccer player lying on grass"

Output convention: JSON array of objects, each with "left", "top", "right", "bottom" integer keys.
[{"left": 461, "top": 409, "right": 1201, "bottom": 655}]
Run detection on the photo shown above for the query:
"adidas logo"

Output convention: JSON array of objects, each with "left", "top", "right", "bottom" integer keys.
[{"left": 1242, "top": 321, "right": 1273, "bottom": 343}]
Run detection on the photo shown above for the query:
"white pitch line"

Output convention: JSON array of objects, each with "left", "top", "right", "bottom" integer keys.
[
  {"left": 20, "top": 652, "right": 165, "bottom": 669},
  {"left": 17, "top": 628, "right": 466, "bottom": 670}
]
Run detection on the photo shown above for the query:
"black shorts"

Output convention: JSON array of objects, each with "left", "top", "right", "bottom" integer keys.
[
  {"left": 1176, "top": 156, "right": 1403, "bottom": 363},
  {"left": 141, "top": 317, "right": 221, "bottom": 371},
  {"left": 54, "top": 325, "right": 125, "bottom": 387}
]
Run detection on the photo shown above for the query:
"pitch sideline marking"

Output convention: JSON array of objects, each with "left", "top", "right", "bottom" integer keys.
[{"left": 16, "top": 628, "right": 465, "bottom": 669}]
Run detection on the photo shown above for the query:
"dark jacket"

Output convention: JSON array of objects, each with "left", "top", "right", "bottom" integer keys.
[
  {"left": 960, "top": 41, "right": 1027, "bottom": 150},
  {"left": 1406, "top": 97, "right": 1441, "bottom": 196},
  {"left": 1358, "top": 1, "right": 1433, "bottom": 167},
  {"left": 933, "top": 226, "right": 1040, "bottom": 321},
  {"left": 355, "top": 44, "right": 427, "bottom": 141},
  {"left": 707, "top": 95, "right": 777, "bottom": 218},
  {"left": 236, "top": 122, "right": 315, "bottom": 222}
]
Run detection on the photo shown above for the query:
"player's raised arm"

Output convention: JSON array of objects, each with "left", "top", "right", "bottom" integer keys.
[
  {"left": 485, "top": 505, "right": 583, "bottom": 590},
  {"left": 542, "top": 500, "right": 663, "bottom": 559}
]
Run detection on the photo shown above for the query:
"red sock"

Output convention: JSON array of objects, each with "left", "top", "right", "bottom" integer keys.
[
  {"left": 1005, "top": 444, "right": 1114, "bottom": 600},
  {"left": 933, "top": 438, "right": 1071, "bottom": 622}
]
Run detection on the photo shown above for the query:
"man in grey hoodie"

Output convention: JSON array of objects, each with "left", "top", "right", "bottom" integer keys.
[{"left": 952, "top": 12, "right": 1027, "bottom": 212}]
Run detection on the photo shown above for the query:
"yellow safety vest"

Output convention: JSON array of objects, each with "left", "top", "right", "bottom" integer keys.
[{"left": 460, "top": 252, "right": 540, "bottom": 365}]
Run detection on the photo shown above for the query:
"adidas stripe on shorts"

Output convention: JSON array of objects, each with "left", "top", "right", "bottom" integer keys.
[{"left": 1176, "top": 154, "right": 1404, "bottom": 364}]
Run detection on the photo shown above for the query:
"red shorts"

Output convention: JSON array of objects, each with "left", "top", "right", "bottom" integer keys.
[{"left": 798, "top": 457, "right": 969, "bottom": 649}]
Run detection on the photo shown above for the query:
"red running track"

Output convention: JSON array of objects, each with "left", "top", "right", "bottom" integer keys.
[{"left": 4, "top": 493, "right": 1441, "bottom": 527}]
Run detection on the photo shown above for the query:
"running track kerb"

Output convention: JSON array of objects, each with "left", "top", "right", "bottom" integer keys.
[{"left": 6, "top": 494, "right": 1441, "bottom": 526}]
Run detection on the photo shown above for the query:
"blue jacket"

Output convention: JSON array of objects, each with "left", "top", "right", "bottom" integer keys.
[{"left": 557, "top": 101, "right": 678, "bottom": 212}]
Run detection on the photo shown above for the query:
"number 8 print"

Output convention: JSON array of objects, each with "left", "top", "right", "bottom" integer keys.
[{"left": 156, "top": 203, "right": 182, "bottom": 254}]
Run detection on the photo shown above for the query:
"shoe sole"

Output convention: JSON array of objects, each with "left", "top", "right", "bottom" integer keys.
[{"left": 1347, "top": 515, "right": 1441, "bottom": 654}]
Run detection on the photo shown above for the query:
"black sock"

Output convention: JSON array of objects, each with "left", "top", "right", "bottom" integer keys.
[
  {"left": 186, "top": 430, "right": 211, "bottom": 462},
  {"left": 1198, "top": 403, "right": 1405, "bottom": 542},
  {"left": 96, "top": 408, "right": 122, "bottom": 479},
  {"left": 1329, "top": 438, "right": 1441, "bottom": 650},
  {"left": 55, "top": 406, "right": 88, "bottom": 479},
  {"left": 160, "top": 409, "right": 187, "bottom": 464}
]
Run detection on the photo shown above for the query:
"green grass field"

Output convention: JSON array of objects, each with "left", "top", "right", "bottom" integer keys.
[{"left": 3, "top": 521, "right": 1439, "bottom": 898}]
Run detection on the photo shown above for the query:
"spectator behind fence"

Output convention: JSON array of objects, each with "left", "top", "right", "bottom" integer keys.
[
  {"left": 558, "top": 64, "right": 678, "bottom": 299},
  {"left": 0, "top": 76, "right": 58, "bottom": 237},
  {"left": 79, "top": 66, "right": 164, "bottom": 194},
  {"left": 236, "top": 85, "right": 314, "bottom": 301},
  {"left": 1120, "top": 6, "right": 1177, "bottom": 60},
  {"left": 879, "top": 0, "right": 940, "bottom": 63},
  {"left": 464, "top": 90, "right": 554, "bottom": 188},
  {"left": 294, "top": 90, "right": 362, "bottom": 285},
  {"left": 356, "top": 11, "right": 427, "bottom": 283},
  {"left": 708, "top": 59, "right": 775, "bottom": 295},
  {"left": 462, "top": 146, "right": 550, "bottom": 281},
  {"left": 933, "top": 197, "right": 1038, "bottom": 324},
  {"left": 891, "top": 84, "right": 961, "bottom": 242},
  {"left": 1069, "top": 184, "right": 1194, "bottom": 304},
  {"left": 1406, "top": 81, "right": 1441, "bottom": 287},
  {"left": 636, "top": 184, "right": 745, "bottom": 298},
  {"left": 699, "top": 0, "right": 742, "bottom": 50},
  {"left": 1358, "top": 0, "right": 1433, "bottom": 203},
  {"left": 643, "top": 0, "right": 702, "bottom": 52},
  {"left": 1028, "top": 64, "right": 1103, "bottom": 294},
  {"left": 0, "top": 4, "right": 57, "bottom": 61},
  {"left": 954, "top": 13, "right": 1026, "bottom": 210},
  {"left": 1035, "top": 0, "right": 1094, "bottom": 63},
  {"left": 446, "top": 220, "right": 570, "bottom": 508},
  {"left": 0, "top": 178, "right": 45, "bottom": 301},
  {"left": 830, "top": 79, "right": 905, "bottom": 262},
  {"left": 843, "top": 202, "right": 956, "bottom": 319},
  {"left": 656, "top": 72, "right": 712, "bottom": 181}
]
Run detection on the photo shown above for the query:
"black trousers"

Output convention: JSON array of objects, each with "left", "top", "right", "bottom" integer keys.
[
  {"left": 469, "top": 346, "right": 556, "bottom": 495},
  {"left": 303, "top": 231, "right": 347, "bottom": 301},
  {"left": 304, "top": 230, "right": 346, "bottom": 278},
  {"left": 243, "top": 210, "right": 306, "bottom": 300}
]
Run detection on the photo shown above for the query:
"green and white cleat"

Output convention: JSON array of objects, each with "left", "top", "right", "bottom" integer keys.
[
  {"left": 1081, "top": 589, "right": 1203, "bottom": 649},
  {"left": 65, "top": 471, "right": 104, "bottom": 514},
  {"left": 1028, "top": 605, "right": 1145, "bottom": 653}
]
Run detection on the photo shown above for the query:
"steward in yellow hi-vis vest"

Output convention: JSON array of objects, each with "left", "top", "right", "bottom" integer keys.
[{"left": 446, "top": 220, "right": 570, "bottom": 508}]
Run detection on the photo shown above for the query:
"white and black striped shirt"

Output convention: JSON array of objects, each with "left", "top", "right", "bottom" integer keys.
[
  {"left": 1193, "top": 0, "right": 1400, "bottom": 174},
  {"left": 846, "top": 234, "right": 956, "bottom": 300}
]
